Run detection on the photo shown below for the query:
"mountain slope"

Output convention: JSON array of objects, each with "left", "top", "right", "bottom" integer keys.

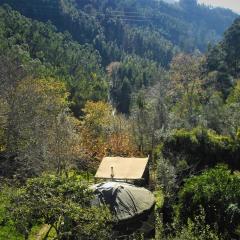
[
  {"left": 0, "top": 5, "right": 108, "bottom": 116},
  {"left": 0, "top": 0, "right": 237, "bottom": 67}
]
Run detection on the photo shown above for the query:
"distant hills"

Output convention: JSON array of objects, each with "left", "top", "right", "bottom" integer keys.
[
  {"left": 0, "top": 0, "right": 238, "bottom": 116},
  {"left": 0, "top": 0, "right": 237, "bottom": 67}
]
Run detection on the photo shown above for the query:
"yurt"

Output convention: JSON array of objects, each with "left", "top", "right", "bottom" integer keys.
[{"left": 91, "top": 181, "right": 155, "bottom": 238}]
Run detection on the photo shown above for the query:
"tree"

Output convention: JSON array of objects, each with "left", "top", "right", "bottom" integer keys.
[
  {"left": 223, "top": 18, "right": 240, "bottom": 78},
  {"left": 0, "top": 98, "right": 8, "bottom": 151},
  {"left": 0, "top": 5, "right": 109, "bottom": 117},
  {"left": 80, "top": 101, "right": 138, "bottom": 162},
  {"left": 204, "top": 18, "right": 240, "bottom": 97},
  {"left": 117, "top": 78, "right": 132, "bottom": 114},
  {"left": 48, "top": 111, "right": 82, "bottom": 176},
  {"left": 157, "top": 156, "right": 177, "bottom": 198},
  {"left": 106, "top": 114, "right": 138, "bottom": 157},
  {"left": 0, "top": 74, "right": 82, "bottom": 177},
  {"left": 0, "top": 51, "right": 28, "bottom": 152},
  {"left": 161, "top": 127, "right": 240, "bottom": 171},
  {"left": 201, "top": 91, "right": 224, "bottom": 133},
  {"left": 169, "top": 54, "right": 203, "bottom": 128},
  {"left": 80, "top": 101, "right": 112, "bottom": 160},
  {"left": 223, "top": 80, "right": 240, "bottom": 137},
  {"left": 131, "top": 91, "right": 154, "bottom": 153},
  {"left": 14, "top": 77, "right": 82, "bottom": 176},
  {"left": 8, "top": 174, "right": 111, "bottom": 240},
  {"left": 131, "top": 72, "right": 170, "bottom": 155}
]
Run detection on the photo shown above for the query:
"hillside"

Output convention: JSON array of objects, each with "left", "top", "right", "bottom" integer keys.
[
  {"left": 0, "top": 0, "right": 237, "bottom": 67},
  {"left": 0, "top": 0, "right": 238, "bottom": 115},
  {"left": 0, "top": 0, "right": 240, "bottom": 239},
  {"left": 0, "top": 5, "right": 109, "bottom": 117}
]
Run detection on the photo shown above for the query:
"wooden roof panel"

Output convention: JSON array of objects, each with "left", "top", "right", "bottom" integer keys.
[{"left": 95, "top": 157, "right": 149, "bottom": 179}]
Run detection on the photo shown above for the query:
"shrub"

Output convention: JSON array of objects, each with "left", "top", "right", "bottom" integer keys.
[
  {"left": 177, "top": 165, "right": 240, "bottom": 238},
  {"left": 157, "top": 157, "right": 177, "bottom": 197},
  {"left": 156, "top": 207, "right": 221, "bottom": 240},
  {"left": 161, "top": 127, "right": 240, "bottom": 171},
  {"left": 7, "top": 174, "right": 112, "bottom": 240}
]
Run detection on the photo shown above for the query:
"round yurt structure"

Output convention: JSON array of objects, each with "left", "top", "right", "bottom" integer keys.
[{"left": 91, "top": 182, "right": 155, "bottom": 238}]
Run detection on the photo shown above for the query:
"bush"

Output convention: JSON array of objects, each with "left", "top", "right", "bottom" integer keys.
[
  {"left": 157, "top": 157, "right": 177, "bottom": 197},
  {"left": 0, "top": 184, "right": 24, "bottom": 240},
  {"left": 7, "top": 174, "right": 112, "bottom": 240},
  {"left": 161, "top": 127, "right": 240, "bottom": 171},
  {"left": 176, "top": 165, "right": 240, "bottom": 238},
  {"left": 156, "top": 207, "right": 221, "bottom": 240}
]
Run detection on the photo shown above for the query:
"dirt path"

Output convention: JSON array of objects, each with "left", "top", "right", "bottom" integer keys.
[{"left": 35, "top": 224, "right": 50, "bottom": 240}]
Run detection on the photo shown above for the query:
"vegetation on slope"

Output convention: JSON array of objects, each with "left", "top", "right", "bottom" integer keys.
[
  {"left": 0, "top": 1, "right": 240, "bottom": 239},
  {"left": 0, "top": 0, "right": 237, "bottom": 66}
]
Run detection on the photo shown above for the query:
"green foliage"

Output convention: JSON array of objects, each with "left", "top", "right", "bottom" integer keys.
[
  {"left": 168, "top": 54, "right": 203, "bottom": 128},
  {"left": 0, "top": 185, "right": 24, "bottom": 240},
  {"left": 0, "top": 5, "right": 108, "bottom": 116},
  {"left": 205, "top": 17, "right": 240, "bottom": 97},
  {"left": 8, "top": 174, "right": 112, "bottom": 240},
  {"left": 223, "top": 17, "right": 240, "bottom": 77},
  {"left": 0, "top": 0, "right": 237, "bottom": 67},
  {"left": 166, "top": 213, "right": 221, "bottom": 240},
  {"left": 108, "top": 55, "right": 164, "bottom": 114},
  {"left": 224, "top": 81, "right": 240, "bottom": 137},
  {"left": 0, "top": 71, "right": 82, "bottom": 177},
  {"left": 201, "top": 91, "right": 225, "bottom": 133},
  {"left": 227, "top": 80, "right": 240, "bottom": 104},
  {"left": 154, "top": 189, "right": 165, "bottom": 209},
  {"left": 157, "top": 157, "right": 176, "bottom": 197},
  {"left": 0, "top": 1, "right": 237, "bottom": 118},
  {"left": 156, "top": 205, "right": 221, "bottom": 240},
  {"left": 177, "top": 166, "right": 240, "bottom": 238},
  {"left": 161, "top": 128, "right": 240, "bottom": 170},
  {"left": 0, "top": 1, "right": 239, "bottom": 239}
]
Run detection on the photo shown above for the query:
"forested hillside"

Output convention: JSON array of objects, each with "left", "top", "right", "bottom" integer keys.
[
  {"left": 0, "top": 0, "right": 237, "bottom": 66},
  {"left": 0, "top": 0, "right": 237, "bottom": 115},
  {"left": 0, "top": 0, "right": 240, "bottom": 239}
]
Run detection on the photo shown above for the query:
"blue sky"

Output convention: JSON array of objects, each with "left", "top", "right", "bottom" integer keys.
[{"left": 198, "top": 0, "right": 240, "bottom": 13}]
